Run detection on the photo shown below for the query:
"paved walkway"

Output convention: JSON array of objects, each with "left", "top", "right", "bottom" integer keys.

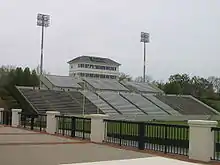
[
  {"left": 61, "top": 157, "right": 204, "bottom": 165},
  {"left": 0, "top": 127, "right": 152, "bottom": 165}
]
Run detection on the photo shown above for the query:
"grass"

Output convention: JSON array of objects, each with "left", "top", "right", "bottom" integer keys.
[
  {"left": 201, "top": 99, "right": 220, "bottom": 112},
  {"left": 57, "top": 117, "right": 91, "bottom": 132},
  {"left": 106, "top": 120, "right": 189, "bottom": 140},
  {"left": 55, "top": 117, "right": 190, "bottom": 140}
]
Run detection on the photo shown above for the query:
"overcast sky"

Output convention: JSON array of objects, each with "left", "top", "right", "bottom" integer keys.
[{"left": 0, "top": 0, "right": 220, "bottom": 82}]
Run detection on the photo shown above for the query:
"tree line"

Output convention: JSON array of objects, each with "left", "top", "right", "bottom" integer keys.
[
  {"left": 119, "top": 73, "right": 220, "bottom": 100},
  {"left": 1, "top": 66, "right": 220, "bottom": 100},
  {"left": 157, "top": 74, "right": 220, "bottom": 99},
  {"left": 0, "top": 65, "right": 39, "bottom": 88}
]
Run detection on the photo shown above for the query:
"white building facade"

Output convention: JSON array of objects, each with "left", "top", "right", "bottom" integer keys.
[{"left": 68, "top": 56, "right": 121, "bottom": 79}]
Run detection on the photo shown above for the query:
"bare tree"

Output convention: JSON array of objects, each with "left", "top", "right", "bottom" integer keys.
[
  {"left": 134, "top": 75, "right": 152, "bottom": 83},
  {"left": 35, "top": 65, "right": 50, "bottom": 75},
  {"left": 118, "top": 72, "right": 132, "bottom": 82},
  {"left": 208, "top": 76, "right": 220, "bottom": 93}
]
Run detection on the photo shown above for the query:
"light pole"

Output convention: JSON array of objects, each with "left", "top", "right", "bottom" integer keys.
[
  {"left": 37, "top": 13, "right": 50, "bottom": 87},
  {"left": 82, "top": 81, "right": 85, "bottom": 116},
  {"left": 140, "top": 32, "right": 149, "bottom": 83}
]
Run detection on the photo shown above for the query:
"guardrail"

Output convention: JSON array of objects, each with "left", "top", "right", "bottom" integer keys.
[
  {"left": 19, "top": 113, "right": 47, "bottom": 132},
  {"left": 104, "top": 119, "right": 189, "bottom": 156},
  {"left": 0, "top": 111, "right": 12, "bottom": 125},
  {"left": 55, "top": 115, "right": 91, "bottom": 139}
]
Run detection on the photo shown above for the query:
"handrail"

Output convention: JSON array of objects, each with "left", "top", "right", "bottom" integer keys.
[
  {"left": 141, "top": 94, "right": 172, "bottom": 115},
  {"left": 94, "top": 92, "right": 122, "bottom": 114},
  {"left": 119, "top": 93, "right": 148, "bottom": 115}
]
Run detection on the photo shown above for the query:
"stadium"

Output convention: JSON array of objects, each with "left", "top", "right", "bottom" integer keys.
[{"left": 10, "top": 55, "right": 220, "bottom": 121}]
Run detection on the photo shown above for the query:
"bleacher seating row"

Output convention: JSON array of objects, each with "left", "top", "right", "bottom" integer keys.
[
  {"left": 120, "top": 93, "right": 168, "bottom": 115},
  {"left": 18, "top": 87, "right": 98, "bottom": 115},
  {"left": 42, "top": 75, "right": 162, "bottom": 93},
  {"left": 17, "top": 85, "right": 219, "bottom": 116},
  {"left": 43, "top": 75, "right": 82, "bottom": 89},
  {"left": 83, "top": 78, "right": 129, "bottom": 91},
  {"left": 156, "top": 95, "right": 218, "bottom": 115},
  {"left": 97, "top": 91, "right": 145, "bottom": 115},
  {"left": 121, "top": 81, "right": 163, "bottom": 93},
  {"left": 142, "top": 94, "right": 180, "bottom": 115},
  {"left": 82, "top": 91, "right": 119, "bottom": 115}
]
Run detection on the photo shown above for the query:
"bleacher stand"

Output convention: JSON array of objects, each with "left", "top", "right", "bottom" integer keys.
[
  {"left": 15, "top": 75, "right": 219, "bottom": 117},
  {"left": 17, "top": 87, "right": 99, "bottom": 115},
  {"left": 83, "top": 78, "right": 129, "bottom": 91},
  {"left": 97, "top": 91, "right": 144, "bottom": 115},
  {"left": 156, "top": 95, "right": 218, "bottom": 115},
  {"left": 120, "top": 92, "right": 168, "bottom": 115},
  {"left": 122, "top": 81, "right": 163, "bottom": 93},
  {"left": 44, "top": 75, "right": 82, "bottom": 89},
  {"left": 143, "top": 94, "right": 180, "bottom": 115},
  {"left": 82, "top": 91, "right": 120, "bottom": 115}
]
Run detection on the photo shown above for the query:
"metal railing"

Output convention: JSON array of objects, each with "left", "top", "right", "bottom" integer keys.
[
  {"left": 19, "top": 113, "right": 47, "bottom": 132},
  {"left": 0, "top": 111, "right": 12, "bottom": 125},
  {"left": 104, "top": 119, "right": 189, "bottom": 156},
  {"left": 55, "top": 115, "right": 91, "bottom": 139},
  {"left": 211, "top": 127, "right": 220, "bottom": 160}
]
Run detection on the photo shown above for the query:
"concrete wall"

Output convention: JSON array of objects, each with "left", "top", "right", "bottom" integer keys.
[
  {"left": 40, "top": 75, "right": 54, "bottom": 90},
  {"left": 107, "top": 114, "right": 216, "bottom": 122}
]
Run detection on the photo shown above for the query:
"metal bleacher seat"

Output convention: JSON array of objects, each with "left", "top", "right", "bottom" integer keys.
[
  {"left": 98, "top": 91, "right": 144, "bottom": 115},
  {"left": 143, "top": 94, "right": 180, "bottom": 115},
  {"left": 120, "top": 92, "right": 168, "bottom": 115},
  {"left": 122, "top": 81, "right": 162, "bottom": 93},
  {"left": 18, "top": 88, "right": 84, "bottom": 114},
  {"left": 18, "top": 88, "right": 50, "bottom": 113},
  {"left": 82, "top": 91, "right": 120, "bottom": 115},
  {"left": 68, "top": 91, "right": 99, "bottom": 114},
  {"left": 45, "top": 75, "right": 82, "bottom": 89},
  {"left": 83, "top": 78, "right": 129, "bottom": 91},
  {"left": 156, "top": 95, "right": 218, "bottom": 115}
]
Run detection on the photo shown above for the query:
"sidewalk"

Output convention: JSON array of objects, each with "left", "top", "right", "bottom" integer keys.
[{"left": 0, "top": 127, "right": 152, "bottom": 165}]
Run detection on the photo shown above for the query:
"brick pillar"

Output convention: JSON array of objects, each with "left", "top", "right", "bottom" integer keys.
[
  {"left": 188, "top": 120, "right": 218, "bottom": 162},
  {"left": 88, "top": 114, "right": 108, "bottom": 143},
  {"left": 0, "top": 108, "right": 4, "bottom": 124},
  {"left": 46, "top": 111, "right": 60, "bottom": 134},
  {"left": 12, "top": 109, "right": 22, "bottom": 127}
]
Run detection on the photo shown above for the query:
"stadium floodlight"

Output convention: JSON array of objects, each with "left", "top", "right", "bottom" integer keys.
[
  {"left": 140, "top": 32, "right": 150, "bottom": 83},
  {"left": 37, "top": 13, "right": 50, "bottom": 87}
]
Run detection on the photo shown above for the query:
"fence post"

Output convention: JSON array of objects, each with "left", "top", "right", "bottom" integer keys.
[
  {"left": 46, "top": 111, "right": 60, "bottom": 134},
  {"left": 82, "top": 118, "right": 85, "bottom": 139},
  {"left": 188, "top": 120, "right": 217, "bottom": 162},
  {"left": 87, "top": 114, "right": 108, "bottom": 143},
  {"left": 71, "top": 117, "right": 76, "bottom": 137},
  {"left": 39, "top": 115, "right": 42, "bottom": 131},
  {"left": 62, "top": 115, "right": 65, "bottom": 136},
  {"left": 164, "top": 125, "right": 168, "bottom": 154},
  {"left": 138, "top": 122, "right": 145, "bottom": 150},
  {"left": 30, "top": 116, "right": 34, "bottom": 130},
  {"left": 23, "top": 114, "right": 26, "bottom": 128},
  {"left": 0, "top": 108, "right": 4, "bottom": 124},
  {"left": 11, "top": 109, "right": 22, "bottom": 127},
  {"left": 119, "top": 121, "right": 122, "bottom": 146}
]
